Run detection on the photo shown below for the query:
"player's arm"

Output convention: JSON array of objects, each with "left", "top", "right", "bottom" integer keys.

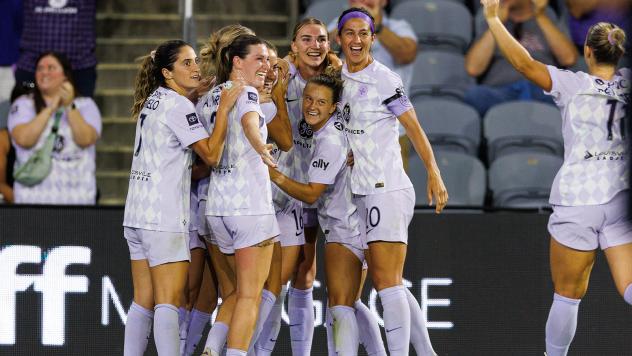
[
  {"left": 267, "top": 66, "right": 293, "bottom": 152},
  {"left": 0, "top": 129, "right": 14, "bottom": 203},
  {"left": 533, "top": 0, "right": 578, "bottom": 67},
  {"left": 398, "top": 109, "right": 448, "bottom": 213},
  {"left": 191, "top": 157, "right": 210, "bottom": 180},
  {"left": 241, "top": 111, "right": 277, "bottom": 168},
  {"left": 481, "top": 0, "right": 552, "bottom": 91},
  {"left": 192, "top": 83, "right": 243, "bottom": 167},
  {"left": 269, "top": 167, "right": 327, "bottom": 205}
]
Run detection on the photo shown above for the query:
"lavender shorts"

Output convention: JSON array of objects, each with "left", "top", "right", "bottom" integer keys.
[
  {"left": 354, "top": 187, "right": 415, "bottom": 247},
  {"left": 125, "top": 227, "right": 191, "bottom": 267},
  {"left": 207, "top": 214, "right": 280, "bottom": 254},
  {"left": 548, "top": 190, "right": 632, "bottom": 251},
  {"left": 276, "top": 208, "right": 306, "bottom": 247}
]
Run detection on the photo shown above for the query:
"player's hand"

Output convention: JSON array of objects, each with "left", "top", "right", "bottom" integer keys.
[
  {"left": 218, "top": 81, "right": 244, "bottom": 113},
  {"left": 532, "top": 0, "right": 548, "bottom": 16},
  {"left": 481, "top": 0, "right": 501, "bottom": 19},
  {"left": 60, "top": 81, "right": 75, "bottom": 107},
  {"left": 327, "top": 52, "right": 343, "bottom": 71},
  {"left": 260, "top": 143, "right": 277, "bottom": 168},
  {"left": 427, "top": 170, "right": 448, "bottom": 213},
  {"left": 346, "top": 150, "right": 354, "bottom": 167},
  {"left": 271, "top": 61, "right": 291, "bottom": 107}
]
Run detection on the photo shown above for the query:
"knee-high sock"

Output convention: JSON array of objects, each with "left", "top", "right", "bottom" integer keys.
[
  {"left": 247, "top": 289, "right": 276, "bottom": 353},
  {"left": 179, "top": 307, "right": 191, "bottom": 355},
  {"left": 378, "top": 285, "right": 410, "bottom": 356},
  {"left": 184, "top": 308, "right": 212, "bottom": 356},
  {"left": 154, "top": 304, "right": 180, "bottom": 356},
  {"left": 204, "top": 321, "right": 229, "bottom": 355},
  {"left": 624, "top": 284, "right": 632, "bottom": 305},
  {"left": 254, "top": 286, "right": 287, "bottom": 356},
  {"left": 545, "top": 293, "right": 581, "bottom": 356},
  {"left": 124, "top": 302, "right": 154, "bottom": 356},
  {"left": 405, "top": 288, "right": 437, "bottom": 356},
  {"left": 288, "top": 286, "right": 314, "bottom": 356},
  {"left": 226, "top": 348, "right": 247, "bottom": 356},
  {"left": 331, "top": 305, "right": 359, "bottom": 356},
  {"left": 325, "top": 306, "right": 336, "bottom": 356},
  {"left": 354, "top": 300, "right": 386, "bottom": 356}
]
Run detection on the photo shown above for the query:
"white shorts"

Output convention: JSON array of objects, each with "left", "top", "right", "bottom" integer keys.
[
  {"left": 303, "top": 208, "right": 319, "bottom": 228},
  {"left": 354, "top": 187, "right": 415, "bottom": 247},
  {"left": 197, "top": 199, "right": 212, "bottom": 238},
  {"left": 276, "top": 208, "right": 306, "bottom": 247},
  {"left": 548, "top": 190, "right": 632, "bottom": 251},
  {"left": 326, "top": 236, "right": 365, "bottom": 264},
  {"left": 207, "top": 214, "right": 280, "bottom": 254},
  {"left": 189, "top": 230, "right": 207, "bottom": 250},
  {"left": 124, "top": 227, "right": 191, "bottom": 267}
]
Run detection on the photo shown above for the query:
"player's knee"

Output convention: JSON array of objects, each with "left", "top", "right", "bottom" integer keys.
[
  {"left": 370, "top": 270, "right": 401, "bottom": 291},
  {"left": 554, "top": 283, "right": 588, "bottom": 300},
  {"left": 328, "top": 293, "right": 355, "bottom": 308}
]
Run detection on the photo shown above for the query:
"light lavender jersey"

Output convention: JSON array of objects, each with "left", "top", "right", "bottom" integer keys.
[
  {"left": 194, "top": 88, "right": 217, "bottom": 202},
  {"left": 272, "top": 63, "right": 312, "bottom": 213},
  {"left": 309, "top": 116, "right": 361, "bottom": 240},
  {"left": 123, "top": 87, "right": 208, "bottom": 232},
  {"left": 340, "top": 60, "right": 414, "bottom": 195},
  {"left": 205, "top": 84, "right": 275, "bottom": 216},
  {"left": 545, "top": 66, "right": 630, "bottom": 206},
  {"left": 8, "top": 95, "right": 102, "bottom": 204},
  {"left": 189, "top": 179, "right": 199, "bottom": 232}
]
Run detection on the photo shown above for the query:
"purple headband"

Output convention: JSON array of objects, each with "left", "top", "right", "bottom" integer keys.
[
  {"left": 337, "top": 11, "right": 375, "bottom": 33},
  {"left": 607, "top": 30, "right": 616, "bottom": 46}
]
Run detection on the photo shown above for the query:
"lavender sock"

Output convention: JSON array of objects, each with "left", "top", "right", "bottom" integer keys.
[
  {"left": 154, "top": 304, "right": 180, "bottom": 356},
  {"left": 378, "top": 285, "right": 410, "bottom": 356},
  {"left": 545, "top": 293, "right": 580, "bottom": 356},
  {"left": 354, "top": 300, "right": 386, "bottom": 356},
  {"left": 624, "top": 284, "right": 632, "bottom": 305},
  {"left": 123, "top": 302, "right": 153, "bottom": 356},
  {"left": 184, "top": 308, "right": 212, "bottom": 356}
]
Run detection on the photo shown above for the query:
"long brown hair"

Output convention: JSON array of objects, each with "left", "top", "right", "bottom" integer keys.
[
  {"left": 199, "top": 25, "right": 255, "bottom": 78},
  {"left": 32, "top": 52, "right": 77, "bottom": 114},
  {"left": 131, "top": 40, "right": 191, "bottom": 118}
]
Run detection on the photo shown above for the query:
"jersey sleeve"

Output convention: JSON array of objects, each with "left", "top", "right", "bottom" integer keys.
[
  {"left": 544, "top": 65, "right": 583, "bottom": 106},
  {"left": 235, "top": 86, "right": 264, "bottom": 124},
  {"left": 7, "top": 96, "right": 36, "bottom": 133},
  {"left": 76, "top": 98, "right": 102, "bottom": 136},
  {"left": 165, "top": 97, "right": 209, "bottom": 148},
  {"left": 261, "top": 102, "right": 277, "bottom": 124},
  {"left": 308, "top": 135, "right": 346, "bottom": 185},
  {"left": 378, "top": 69, "right": 413, "bottom": 117}
]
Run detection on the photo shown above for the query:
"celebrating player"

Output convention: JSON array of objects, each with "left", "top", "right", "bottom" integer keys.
[
  {"left": 480, "top": 1, "right": 631, "bottom": 355},
  {"left": 336, "top": 7, "right": 448, "bottom": 356}
]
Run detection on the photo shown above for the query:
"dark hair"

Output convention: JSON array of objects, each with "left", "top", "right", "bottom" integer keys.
[
  {"left": 199, "top": 25, "right": 255, "bottom": 78},
  {"left": 132, "top": 39, "right": 191, "bottom": 117},
  {"left": 586, "top": 22, "right": 626, "bottom": 66},
  {"left": 216, "top": 35, "right": 265, "bottom": 84},
  {"left": 32, "top": 52, "right": 77, "bottom": 113},
  {"left": 263, "top": 39, "right": 278, "bottom": 55},
  {"left": 337, "top": 7, "right": 375, "bottom": 34},
  {"left": 306, "top": 69, "right": 344, "bottom": 104}
]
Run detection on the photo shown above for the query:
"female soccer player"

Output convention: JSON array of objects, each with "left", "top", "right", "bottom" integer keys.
[
  {"left": 203, "top": 34, "right": 278, "bottom": 356},
  {"left": 336, "top": 7, "right": 448, "bottom": 356},
  {"left": 480, "top": 1, "right": 631, "bottom": 355},
  {"left": 122, "top": 39, "right": 242, "bottom": 356}
]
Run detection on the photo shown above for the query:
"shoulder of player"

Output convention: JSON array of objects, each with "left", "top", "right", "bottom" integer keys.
[{"left": 317, "top": 120, "right": 345, "bottom": 145}]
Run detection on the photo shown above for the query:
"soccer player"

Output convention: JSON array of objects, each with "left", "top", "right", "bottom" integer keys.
[
  {"left": 479, "top": 1, "right": 632, "bottom": 355},
  {"left": 336, "top": 7, "right": 448, "bottom": 356},
  {"left": 122, "top": 39, "right": 242, "bottom": 356},
  {"left": 203, "top": 34, "right": 278, "bottom": 356}
]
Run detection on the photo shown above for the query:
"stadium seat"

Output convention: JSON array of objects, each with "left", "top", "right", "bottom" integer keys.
[
  {"left": 412, "top": 97, "right": 481, "bottom": 155},
  {"left": 391, "top": 0, "right": 473, "bottom": 53},
  {"left": 409, "top": 51, "right": 474, "bottom": 99},
  {"left": 484, "top": 101, "right": 563, "bottom": 162},
  {"left": 489, "top": 152, "right": 562, "bottom": 208},
  {"left": 303, "top": 0, "right": 346, "bottom": 21},
  {"left": 409, "top": 150, "right": 487, "bottom": 206}
]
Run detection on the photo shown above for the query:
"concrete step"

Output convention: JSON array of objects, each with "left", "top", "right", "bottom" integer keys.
[
  {"left": 96, "top": 64, "right": 137, "bottom": 91},
  {"left": 97, "top": 144, "right": 133, "bottom": 171},
  {"left": 96, "top": 171, "right": 129, "bottom": 205},
  {"left": 100, "top": 117, "right": 136, "bottom": 146},
  {"left": 95, "top": 88, "right": 133, "bottom": 118},
  {"left": 98, "top": 0, "right": 290, "bottom": 15}
]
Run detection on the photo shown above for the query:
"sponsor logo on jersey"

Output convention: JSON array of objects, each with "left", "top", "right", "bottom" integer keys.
[
  {"left": 130, "top": 170, "right": 152, "bottom": 181},
  {"left": 248, "top": 92, "right": 258, "bottom": 102},
  {"left": 334, "top": 121, "right": 344, "bottom": 131},
  {"left": 338, "top": 103, "right": 351, "bottom": 123},
  {"left": 298, "top": 118, "right": 313, "bottom": 139},
  {"left": 286, "top": 97, "right": 300, "bottom": 103},
  {"left": 186, "top": 113, "right": 200, "bottom": 126},
  {"left": 583, "top": 150, "right": 625, "bottom": 161},
  {"left": 312, "top": 159, "right": 330, "bottom": 170}
]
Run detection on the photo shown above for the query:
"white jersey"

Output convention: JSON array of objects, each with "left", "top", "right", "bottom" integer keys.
[
  {"left": 8, "top": 96, "right": 102, "bottom": 204},
  {"left": 204, "top": 83, "right": 275, "bottom": 216},
  {"left": 340, "top": 60, "right": 414, "bottom": 195},
  {"left": 310, "top": 116, "right": 361, "bottom": 239},
  {"left": 123, "top": 86, "right": 208, "bottom": 232},
  {"left": 545, "top": 66, "right": 630, "bottom": 206},
  {"left": 194, "top": 91, "right": 216, "bottom": 202},
  {"left": 273, "top": 63, "right": 312, "bottom": 213}
]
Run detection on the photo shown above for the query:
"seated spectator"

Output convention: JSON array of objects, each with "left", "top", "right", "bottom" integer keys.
[
  {"left": 464, "top": 0, "right": 578, "bottom": 116},
  {"left": 15, "top": 0, "right": 97, "bottom": 97},
  {"left": 564, "top": 0, "right": 630, "bottom": 52},
  {"left": 327, "top": 0, "right": 417, "bottom": 94},
  {"left": 9, "top": 52, "right": 101, "bottom": 205}
]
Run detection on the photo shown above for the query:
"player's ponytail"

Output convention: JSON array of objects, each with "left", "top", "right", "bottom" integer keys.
[
  {"left": 586, "top": 22, "right": 626, "bottom": 66},
  {"left": 132, "top": 39, "right": 190, "bottom": 118},
  {"left": 199, "top": 25, "right": 255, "bottom": 78}
]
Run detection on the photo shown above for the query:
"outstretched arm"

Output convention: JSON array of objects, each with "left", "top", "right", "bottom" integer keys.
[{"left": 481, "top": 0, "right": 553, "bottom": 91}]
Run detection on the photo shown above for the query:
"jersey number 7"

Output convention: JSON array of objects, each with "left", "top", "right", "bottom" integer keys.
[{"left": 134, "top": 113, "right": 147, "bottom": 156}]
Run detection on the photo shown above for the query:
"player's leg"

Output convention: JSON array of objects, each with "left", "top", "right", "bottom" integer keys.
[
  {"left": 354, "top": 264, "right": 386, "bottom": 356},
  {"left": 601, "top": 192, "right": 632, "bottom": 305},
  {"left": 546, "top": 237, "right": 595, "bottom": 356},
  {"left": 125, "top": 259, "right": 155, "bottom": 356},
  {"left": 185, "top": 256, "right": 219, "bottom": 356},
  {"left": 180, "top": 246, "right": 206, "bottom": 353},
  {"left": 605, "top": 242, "right": 632, "bottom": 305}
]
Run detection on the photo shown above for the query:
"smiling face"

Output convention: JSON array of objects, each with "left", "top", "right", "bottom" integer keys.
[
  {"left": 234, "top": 43, "right": 270, "bottom": 88},
  {"left": 291, "top": 23, "right": 330, "bottom": 71},
  {"left": 302, "top": 83, "right": 337, "bottom": 128},
  {"left": 338, "top": 18, "right": 374, "bottom": 70},
  {"left": 264, "top": 48, "right": 279, "bottom": 91},
  {"left": 163, "top": 45, "right": 200, "bottom": 93},
  {"left": 35, "top": 55, "right": 67, "bottom": 94}
]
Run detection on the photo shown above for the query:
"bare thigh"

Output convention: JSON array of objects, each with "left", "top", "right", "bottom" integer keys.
[
  {"left": 131, "top": 259, "right": 154, "bottom": 309},
  {"left": 550, "top": 237, "right": 596, "bottom": 299},
  {"left": 368, "top": 241, "right": 406, "bottom": 291},
  {"left": 325, "top": 243, "right": 363, "bottom": 307},
  {"left": 604, "top": 242, "right": 632, "bottom": 297}
]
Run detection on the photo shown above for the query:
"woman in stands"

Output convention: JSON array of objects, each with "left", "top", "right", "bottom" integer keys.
[
  {"left": 336, "top": 7, "right": 448, "bottom": 356},
  {"left": 8, "top": 52, "right": 101, "bottom": 205},
  {"left": 122, "top": 39, "right": 242, "bottom": 356},
  {"left": 480, "top": 1, "right": 631, "bottom": 355}
]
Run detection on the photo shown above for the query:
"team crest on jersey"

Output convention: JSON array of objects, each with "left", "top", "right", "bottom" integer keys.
[
  {"left": 298, "top": 118, "right": 313, "bottom": 139},
  {"left": 186, "top": 113, "right": 200, "bottom": 126},
  {"left": 338, "top": 103, "right": 350, "bottom": 123},
  {"left": 334, "top": 121, "right": 344, "bottom": 131},
  {"left": 248, "top": 92, "right": 258, "bottom": 102}
]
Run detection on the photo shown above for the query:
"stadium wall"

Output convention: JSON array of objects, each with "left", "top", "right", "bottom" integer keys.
[{"left": 0, "top": 206, "right": 630, "bottom": 355}]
